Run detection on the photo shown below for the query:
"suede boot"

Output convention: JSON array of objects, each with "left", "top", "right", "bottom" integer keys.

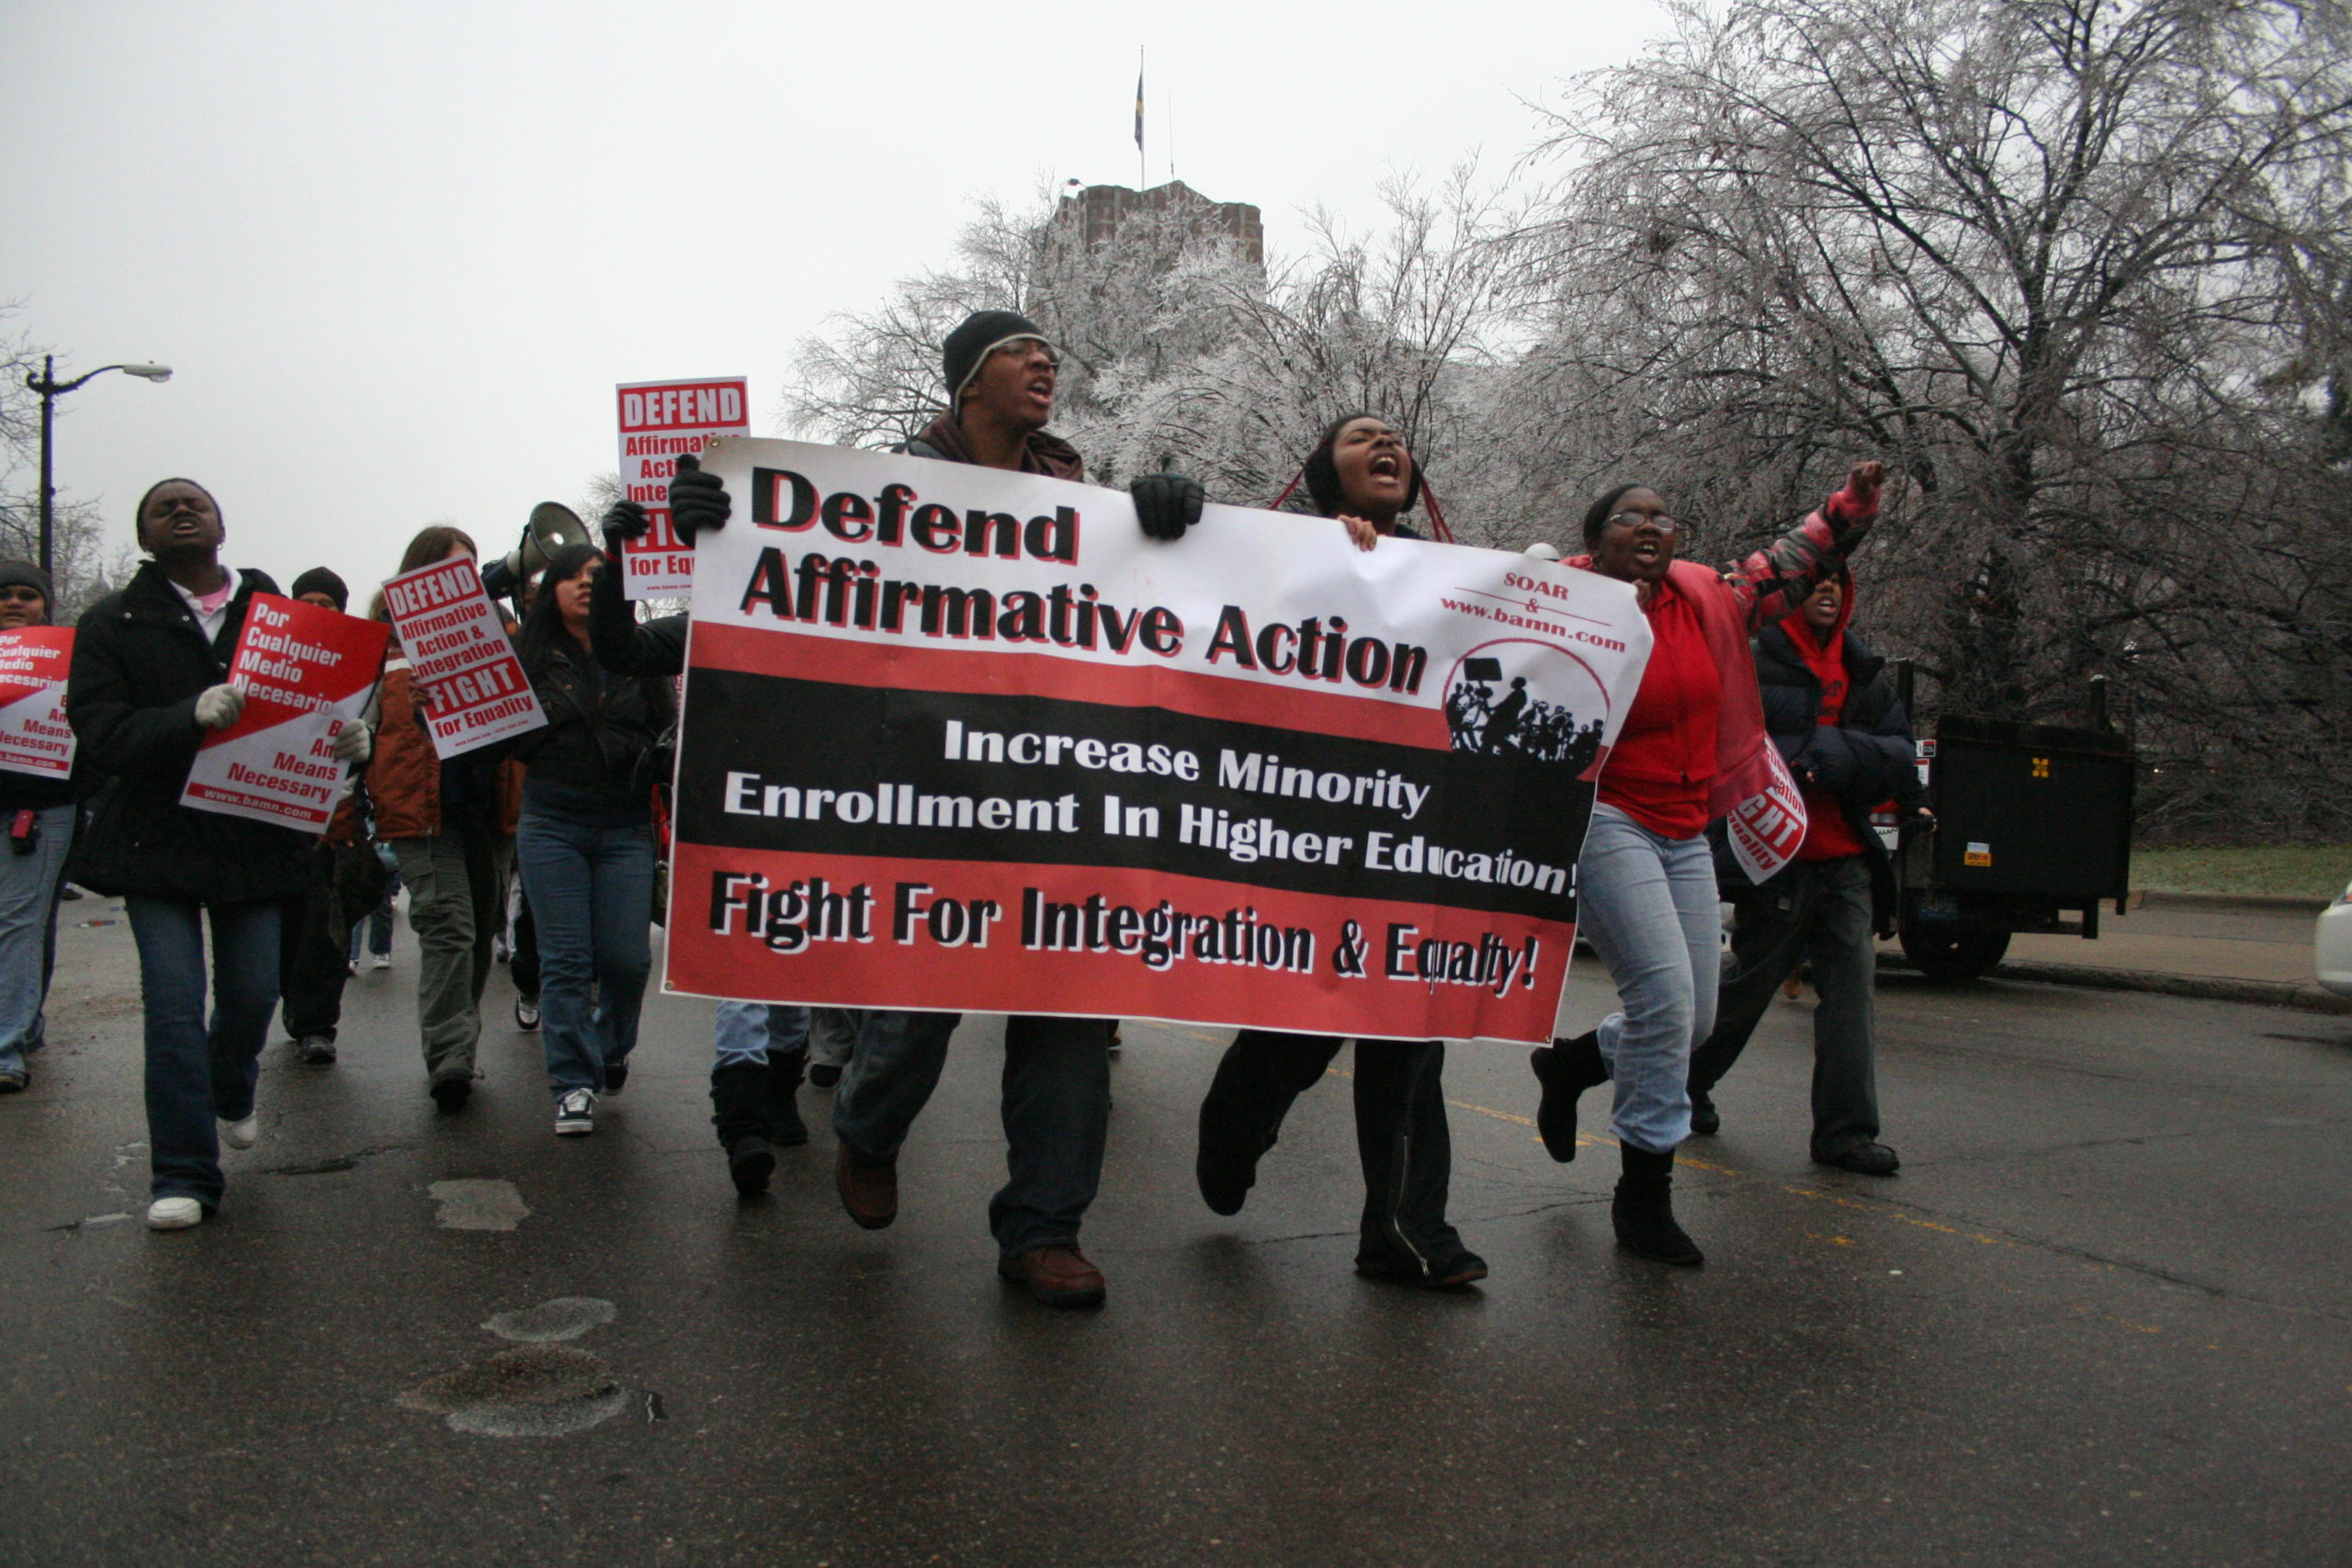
[
  {"left": 709, "top": 1062, "right": 776, "bottom": 1197},
  {"left": 1613, "top": 1143, "right": 1703, "bottom": 1266},
  {"left": 1530, "top": 1030, "right": 1608, "bottom": 1162},
  {"left": 764, "top": 1047, "right": 809, "bottom": 1146}
]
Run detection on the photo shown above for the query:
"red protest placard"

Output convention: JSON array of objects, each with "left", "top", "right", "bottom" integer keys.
[
  {"left": 180, "top": 596, "right": 389, "bottom": 832},
  {"left": 616, "top": 377, "right": 748, "bottom": 600},
  {"left": 380, "top": 555, "right": 547, "bottom": 758},
  {"left": 0, "top": 627, "right": 77, "bottom": 780}
]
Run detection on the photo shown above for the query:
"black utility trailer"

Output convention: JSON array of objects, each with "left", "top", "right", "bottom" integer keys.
[{"left": 1889, "top": 673, "right": 2136, "bottom": 982}]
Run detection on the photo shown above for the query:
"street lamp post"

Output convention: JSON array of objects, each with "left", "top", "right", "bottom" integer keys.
[{"left": 26, "top": 355, "right": 172, "bottom": 577}]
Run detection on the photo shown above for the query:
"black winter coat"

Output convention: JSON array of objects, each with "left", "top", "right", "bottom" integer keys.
[
  {"left": 1724, "top": 620, "right": 1923, "bottom": 929},
  {"left": 510, "top": 630, "right": 674, "bottom": 805},
  {"left": 66, "top": 561, "right": 315, "bottom": 904}
]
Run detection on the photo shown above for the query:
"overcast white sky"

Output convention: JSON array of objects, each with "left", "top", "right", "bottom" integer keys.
[{"left": 1, "top": 0, "right": 1665, "bottom": 596}]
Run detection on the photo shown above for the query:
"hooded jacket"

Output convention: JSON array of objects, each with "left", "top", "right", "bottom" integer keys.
[
  {"left": 65, "top": 560, "right": 315, "bottom": 903},
  {"left": 1733, "top": 571, "right": 1924, "bottom": 927}
]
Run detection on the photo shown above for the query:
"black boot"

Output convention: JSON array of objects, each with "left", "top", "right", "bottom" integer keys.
[
  {"left": 709, "top": 1062, "right": 776, "bottom": 1197},
  {"left": 1688, "top": 1086, "right": 1721, "bottom": 1137},
  {"left": 1196, "top": 1032, "right": 1335, "bottom": 1215},
  {"left": 1353, "top": 1042, "right": 1487, "bottom": 1289},
  {"left": 764, "top": 1047, "right": 809, "bottom": 1147},
  {"left": 1613, "top": 1143, "right": 1703, "bottom": 1267},
  {"left": 1529, "top": 1031, "right": 1608, "bottom": 1162}
]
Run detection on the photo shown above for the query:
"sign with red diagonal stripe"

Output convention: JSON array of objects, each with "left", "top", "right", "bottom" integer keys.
[
  {"left": 0, "top": 627, "right": 77, "bottom": 780},
  {"left": 180, "top": 594, "right": 390, "bottom": 831}
]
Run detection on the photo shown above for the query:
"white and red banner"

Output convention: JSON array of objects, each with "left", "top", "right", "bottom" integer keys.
[
  {"left": 1725, "top": 743, "right": 1809, "bottom": 884},
  {"left": 180, "top": 595, "right": 389, "bottom": 832},
  {"left": 381, "top": 555, "right": 546, "bottom": 758},
  {"left": 0, "top": 628, "right": 76, "bottom": 780},
  {"left": 616, "top": 377, "right": 749, "bottom": 600},
  {"left": 666, "top": 438, "right": 1655, "bottom": 1044}
]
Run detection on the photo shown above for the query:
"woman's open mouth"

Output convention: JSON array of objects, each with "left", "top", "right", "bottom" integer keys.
[{"left": 1369, "top": 454, "right": 1401, "bottom": 479}]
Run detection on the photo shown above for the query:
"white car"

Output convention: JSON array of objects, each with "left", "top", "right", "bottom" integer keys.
[{"left": 2316, "top": 881, "right": 2352, "bottom": 996}]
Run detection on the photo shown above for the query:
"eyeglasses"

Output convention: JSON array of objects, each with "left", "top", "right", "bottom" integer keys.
[
  {"left": 990, "top": 339, "right": 1060, "bottom": 369},
  {"left": 1605, "top": 512, "right": 1682, "bottom": 534}
]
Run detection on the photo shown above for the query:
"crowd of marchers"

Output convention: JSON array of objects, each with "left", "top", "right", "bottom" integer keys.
[{"left": 8, "top": 307, "right": 1924, "bottom": 1307}]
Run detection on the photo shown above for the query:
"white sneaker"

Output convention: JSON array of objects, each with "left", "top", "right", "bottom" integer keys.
[
  {"left": 220, "top": 1114, "right": 259, "bottom": 1150},
  {"left": 146, "top": 1196, "right": 204, "bottom": 1230},
  {"left": 554, "top": 1089, "right": 595, "bottom": 1136},
  {"left": 371, "top": 953, "right": 391, "bottom": 971}
]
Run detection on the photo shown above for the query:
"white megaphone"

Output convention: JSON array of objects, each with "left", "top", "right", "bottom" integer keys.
[
  {"left": 483, "top": 502, "right": 593, "bottom": 597},
  {"left": 1523, "top": 541, "right": 1562, "bottom": 562}
]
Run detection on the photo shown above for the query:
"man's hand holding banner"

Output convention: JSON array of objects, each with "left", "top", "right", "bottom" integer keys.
[{"left": 666, "top": 439, "right": 1654, "bottom": 1044}]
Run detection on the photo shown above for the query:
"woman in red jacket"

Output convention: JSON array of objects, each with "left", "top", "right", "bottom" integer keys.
[{"left": 1530, "top": 461, "right": 1885, "bottom": 1266}]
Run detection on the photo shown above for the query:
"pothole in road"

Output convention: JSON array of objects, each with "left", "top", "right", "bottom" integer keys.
[
  {"left": 483, "top": 1297, "right": 616, "bottom": 1343},
  {"left": 397, "top": 1346, "right": 628, "bottom": 1438}
]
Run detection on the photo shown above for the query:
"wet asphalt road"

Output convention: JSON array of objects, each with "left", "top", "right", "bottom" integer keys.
[{"left": 5, "top": 907, "right": 2349, "bottom": 1566}]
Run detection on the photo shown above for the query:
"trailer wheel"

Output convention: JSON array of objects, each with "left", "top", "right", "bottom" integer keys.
[{"left": 1898, "top": 925, "right": 2012, "bottom": 982}]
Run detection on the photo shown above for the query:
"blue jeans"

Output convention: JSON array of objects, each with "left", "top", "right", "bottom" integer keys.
[
  {"left": 125, "top": 897, "right": 282, "bottom": 1205},
  {"left": 1575, "top": 804, "right": 1721, "bottom": 1154},
  {"left": 833, "top": 1010, "right": 1111, "bottom": 1258},
  {"left": 712, "top": 1001, "right": 810, "bottom": 1067},
  {"left": 514, "top": 810, "right": 655, "bottom": 1098},
  {"left": 348, "top": 844, "right": 398, "bottom": 961},
  {"left": 0, "top": 803, "right": 74, "bottom": 1077}
]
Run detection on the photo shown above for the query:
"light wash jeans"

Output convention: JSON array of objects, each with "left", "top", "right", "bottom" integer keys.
[
  {"left": 807, "top": 1007, "right": 857, "bottom": 1070},
  {"left": 832, "top": 1010, "right": 1112, "bottom": 1258},
  {"left": 514, "top": 810, "right": 656, "bottom": 1098},
  {"left": 712, "top": 1001, "right": 810, "bottom": 1068},
  {"left": 0, "top": 803, "right": 74, "bottom": 1078},
  {"left": 124, "top": 897, "right": 282, "bottom": 1206},
  {"left": 1575, "top": 803, "right": 1721, "bottom": 1154}
]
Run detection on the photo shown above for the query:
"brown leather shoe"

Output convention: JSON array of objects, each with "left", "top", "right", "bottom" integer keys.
[
  {"left": 834, "top": 1144, "right": 897, "bottom": 1230},
  {"left": 996, "top": 1244, "right": 1107, "bottom": 1308}
]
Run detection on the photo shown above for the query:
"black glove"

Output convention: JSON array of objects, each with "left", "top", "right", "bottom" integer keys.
[
  {"left": 1131, "top": 471, "right": 1204, "bottom": 541},
  {"left": 667, "top": 451, "right": 729, "bottom": 545},
  {"left": 601, "top": 499, "right": 650, "bottom": 544}
]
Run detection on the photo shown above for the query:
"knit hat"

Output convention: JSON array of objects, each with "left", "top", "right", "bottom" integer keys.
[
  {"left": 0, "top": 560, "right": 55, "bottom": 612},
  {"left": 289, "top": 566, "right": 349, "bottom": 611},
  {"left": 943, "top": 310, "right": 1049, "bottom": 411}
]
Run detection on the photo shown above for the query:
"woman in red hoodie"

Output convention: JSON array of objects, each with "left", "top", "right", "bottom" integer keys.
[{"left": 1529, "top": 461, "right": 1885, "bottom": 1265}]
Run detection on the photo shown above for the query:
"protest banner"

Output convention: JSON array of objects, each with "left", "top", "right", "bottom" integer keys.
[
  {"left": 665, "top": 438, "right": 1654, "bottom": 1044},
  {"left": 616, "top": 377, "right": 749, "bottom": 600},
  {"left": 180, "top": 595, "right": 389, "bottom": 832},
  {"left": 0, "top": 628, "right": 76, "bottom": 781},
  {"left": 380, "top": 555, "right": 546, "bottom": 758}
]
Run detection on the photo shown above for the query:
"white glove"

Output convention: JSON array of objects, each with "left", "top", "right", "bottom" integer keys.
[
  {"left": 194, "top": 683, "right": 244, "bottom": 731},
  {"left": 330, "top": 721, "right": 373, "bottom": 765}
]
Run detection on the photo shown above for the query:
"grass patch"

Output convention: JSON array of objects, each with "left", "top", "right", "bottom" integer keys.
[{"left": 2132, "top": 845, "right": 2352, "bottom": 899}]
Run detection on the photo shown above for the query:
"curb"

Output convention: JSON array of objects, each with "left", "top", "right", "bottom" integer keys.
[
  {"left": 2132, "top": 889, "right": 2332, "bottom": 916},
  {"left": 1881, "top": 953, "right": 2352, "bottom": 1015}
]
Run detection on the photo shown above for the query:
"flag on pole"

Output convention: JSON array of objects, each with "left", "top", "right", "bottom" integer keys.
[{"left": 1135, "top": 64, "right": 1145, "bottom": 152}]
